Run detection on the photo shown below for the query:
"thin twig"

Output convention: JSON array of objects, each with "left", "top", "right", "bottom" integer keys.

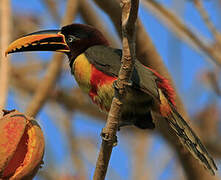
[
  {"left": 93, "top": 0, "right": 139, "bottom": 179},
  {"left": 25, "top": 0, "right": 79, "bottom": 117},
  {"left": 0, "top": 0, "right": 11, "bottom": 116}
]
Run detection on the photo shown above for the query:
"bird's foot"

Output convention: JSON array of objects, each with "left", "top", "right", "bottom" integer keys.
[
  {"left": 100, "top": 128, "right": 118, "bottom": 147},
  {"left": 113, "top": 80, "right": 133, "bottom": 95}
]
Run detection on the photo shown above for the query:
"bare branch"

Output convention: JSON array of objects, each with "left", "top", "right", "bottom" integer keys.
[
  {"left": 93, "top": 0, "right": 139, "bottom": 179},
  {"left": 0, "top": 0, "right": 11, "bottom": 116}
]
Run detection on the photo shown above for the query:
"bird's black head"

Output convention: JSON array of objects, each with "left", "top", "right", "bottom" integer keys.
[
  {"left": 6, "top": 23, "right": 109, "bottom": 63},
  {"left": 61, "top": 24, "right": 109, "bottom": 60}
]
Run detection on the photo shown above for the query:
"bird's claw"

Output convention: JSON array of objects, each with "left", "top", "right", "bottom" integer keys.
[
  {"left": 113, "top": 80, "right": 119, "bottom": 90},
  {"left": 113, "top": 80, "right": 133, "bottom": 90},
  {"left": 100, "top": 128, "right": 118, "bottom": 147},
  {"left": 125, "top": 80, "right": 133, "bottom": 87}
]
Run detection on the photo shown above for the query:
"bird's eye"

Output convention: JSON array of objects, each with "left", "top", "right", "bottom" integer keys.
[{"left": 67, "top": 35, "right": 78, "bottom": 43}]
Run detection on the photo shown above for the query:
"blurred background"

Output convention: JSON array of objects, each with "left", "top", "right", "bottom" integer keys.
[{"left": 1, "top": 0, "right": 221, "bottom": 179}]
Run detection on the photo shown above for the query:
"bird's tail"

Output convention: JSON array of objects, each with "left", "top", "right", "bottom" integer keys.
[{"left": 166, "top": 102, "right": 217, "bottom": 175}]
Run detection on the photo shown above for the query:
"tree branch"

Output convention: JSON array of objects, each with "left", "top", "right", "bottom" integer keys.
[
  {"left": 93, "top": 0, "right": 139, "bottom": 179},
  {"left": 0, "top": 0, "right": 11, "bottom": 116}
]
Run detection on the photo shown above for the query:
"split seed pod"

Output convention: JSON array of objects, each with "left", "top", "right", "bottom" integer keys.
[{"left": 0, "top": 110, "right": 45, "bottom": 179}]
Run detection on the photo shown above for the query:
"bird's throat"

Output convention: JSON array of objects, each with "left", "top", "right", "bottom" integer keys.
[{"left": 72, "top": 53, "right": 92, "bottom": 94}]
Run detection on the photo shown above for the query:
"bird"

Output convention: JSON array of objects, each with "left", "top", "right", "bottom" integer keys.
[{"left": 6, "top": 23, "right": 217, "bottom": 175}]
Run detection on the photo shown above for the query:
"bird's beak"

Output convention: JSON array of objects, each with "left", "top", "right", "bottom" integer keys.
[{"left": 5, "top": 30, "right": 70, "bottom": 56}]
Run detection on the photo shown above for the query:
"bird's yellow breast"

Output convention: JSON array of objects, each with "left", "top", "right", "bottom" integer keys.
[
  {"left": 72, "top": 53, "right": 115, "bottom": 111},
  {"left": 72, "top": 53, "right": 92, "bottom": 93},
  {"left": 72, "top": 53, "right": 152, "bottom": 113}
]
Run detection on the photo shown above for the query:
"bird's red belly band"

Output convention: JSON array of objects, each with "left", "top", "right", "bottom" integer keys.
[{"left": 89, "top": 65, "right": 116, "bottom": 111}]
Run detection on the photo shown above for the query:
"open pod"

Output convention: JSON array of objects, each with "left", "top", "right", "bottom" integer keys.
[{"left": 0, "top": 110, "right": 45, "bottom": 179}]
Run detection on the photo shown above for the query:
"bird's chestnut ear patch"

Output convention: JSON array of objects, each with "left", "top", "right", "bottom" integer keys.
[{"left": 0, "top": 110, "right": 45, "bottom": 179}]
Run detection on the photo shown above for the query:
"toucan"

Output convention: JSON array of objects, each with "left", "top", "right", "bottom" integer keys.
[{"left": 5, "top": 23, "right": 217, "bottom": 175}]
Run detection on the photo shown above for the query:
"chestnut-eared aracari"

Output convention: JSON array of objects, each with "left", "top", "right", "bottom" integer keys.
[{"left": 5, "top": 24, "right": 217, "bottom": 175}]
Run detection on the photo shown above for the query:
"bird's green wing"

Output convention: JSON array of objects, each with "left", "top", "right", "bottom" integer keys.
[{"left": 84, "top": 45, "right": 159, "bottom": 99}]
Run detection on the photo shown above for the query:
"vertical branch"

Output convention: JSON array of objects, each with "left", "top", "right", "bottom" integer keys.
[
  {"left": 0, "top": 0, "right": 11, "bottom": 116},
  {"left": 25, "top": 0, "right": 79, "bottom": 117},
  {"left": 93, "top": 0, "right": 139, "bottom": 180}
]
